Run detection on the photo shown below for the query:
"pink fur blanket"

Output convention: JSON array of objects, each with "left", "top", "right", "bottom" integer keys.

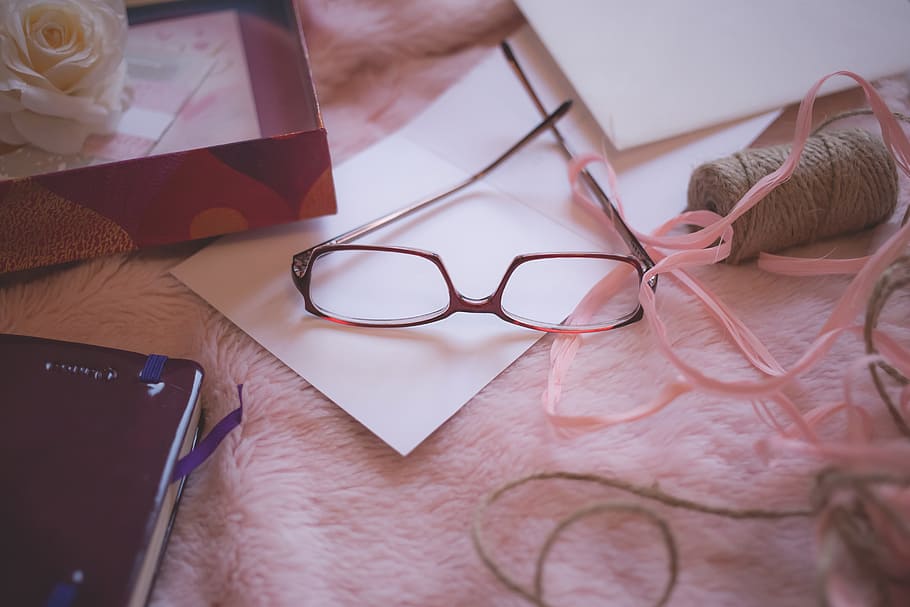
[{"left": 2, "top": 2, "right": 909, "bottom": 605}]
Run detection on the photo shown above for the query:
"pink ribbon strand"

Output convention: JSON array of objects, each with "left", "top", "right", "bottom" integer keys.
[{"left": 545, "top": 71, "right": 910, "bottom": 465}]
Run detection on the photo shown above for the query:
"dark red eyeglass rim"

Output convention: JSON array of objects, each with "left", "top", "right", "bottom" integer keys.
[{"left": 292, "top": 244, "right": 644, "bottom": 334}]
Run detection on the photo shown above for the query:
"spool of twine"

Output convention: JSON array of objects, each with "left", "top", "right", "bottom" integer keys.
[{"left": 686, "top": 128, "right": 898, "bottom": 264}]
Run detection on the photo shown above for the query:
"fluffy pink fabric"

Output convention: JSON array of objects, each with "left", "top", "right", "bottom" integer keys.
[{"left": 2, "top": 2, "right": 908, "bottom": 605}]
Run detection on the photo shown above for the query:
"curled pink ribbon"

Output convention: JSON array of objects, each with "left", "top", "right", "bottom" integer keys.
[{"left": 545, "top": 71, "right": 910, "bottom": 463}]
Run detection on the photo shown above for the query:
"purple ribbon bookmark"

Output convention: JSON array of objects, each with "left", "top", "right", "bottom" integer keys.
[
  {"left": 45, "top": 582, "right": 77, "bottom": 607},
  {"left": 171, "top": 384, "right": 244, "bottom": 482},
  {"left": 138, "top": 354, "right": 168, "bottom": 383}
]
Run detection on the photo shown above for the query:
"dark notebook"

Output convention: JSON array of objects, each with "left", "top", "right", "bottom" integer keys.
[{"left": 0, "top": 334, "right": 204, "bottom": 607}]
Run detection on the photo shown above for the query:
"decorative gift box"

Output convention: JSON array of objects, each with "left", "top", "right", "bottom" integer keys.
[{"left": 0, "top": 0, "right": 336, "bottom": 274}]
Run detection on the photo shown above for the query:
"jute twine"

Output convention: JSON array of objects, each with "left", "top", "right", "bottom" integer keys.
[
  {"left": 472, "top": 470, "right": 910, "bottom": 607},
  {"left": 471, "top": 471, "right": 809, "bottom": 607},
  {"left": 865, "top": 254, "right": 910, "bottom": 436},
  {"left": 474, "top": 255, "right": 910, "bottom": 606},
  {"left": 686, "top": 128, "right": 899, "bottom": 263}
]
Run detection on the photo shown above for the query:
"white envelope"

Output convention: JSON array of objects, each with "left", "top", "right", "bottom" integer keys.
[{"left": 516, "top": 0, "right": 910, "bottom": 149}]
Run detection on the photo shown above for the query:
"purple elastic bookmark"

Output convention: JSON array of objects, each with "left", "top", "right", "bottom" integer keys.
[{"left": 171, "top": 384, "right": 244, "bottom": 482}]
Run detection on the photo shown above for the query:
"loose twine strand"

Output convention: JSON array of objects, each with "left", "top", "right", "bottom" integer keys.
[
  {"left": 474, "top": 111, "right": 910, "bottom": 605},
  {"left": 865, "top": 255, "right": 910, "bottom": 437},
  {"left": 472, "top": 468, "right": 910, "bottom": 607},
  {"left": 471, "top": 471, "right": 809, "bottom": 607},
  {"left": 812, "top": 110, "right": 910, "bottom": 137}
]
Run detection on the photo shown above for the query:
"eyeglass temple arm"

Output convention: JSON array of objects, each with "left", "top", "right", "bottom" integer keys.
[
  {"left": 500, "top": 41, "right": 657, "bottom": 284},
  {"left": 300, "top": 100, "right": 573, "bottom": 257}
]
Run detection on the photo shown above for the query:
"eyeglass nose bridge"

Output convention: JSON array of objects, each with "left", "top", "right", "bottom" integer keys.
[
  {"left": 429, "top": 258, "right": 512, "bottom": 320},
  {"left": 447, "top": 291, "right": 501, "bottom": 316}
]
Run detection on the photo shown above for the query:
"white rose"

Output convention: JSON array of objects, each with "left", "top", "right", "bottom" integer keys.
[{"left": 0, "top": 0, "right": 129, "bottom": 155}]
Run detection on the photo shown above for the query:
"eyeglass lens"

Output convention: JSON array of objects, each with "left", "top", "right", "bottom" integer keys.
[
  {"left": 500, "top": 256, "right": 640, "bottom": 329},
  {"left": 307, "top": 248, "right": 641, "bottom": 330},
  {"left": 309, "top": 249, "right": 449, "bottom": 322}
]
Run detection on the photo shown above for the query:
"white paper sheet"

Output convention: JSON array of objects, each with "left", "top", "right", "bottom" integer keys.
[
  {"left": 403, "top": 27, "right": 781, "bottom": 236},
  {"left": 172, "top": 27, "right": 778, "bottom": 455},
  {"left": 516, "top": 0, "right": 910, "bottom": 150}
]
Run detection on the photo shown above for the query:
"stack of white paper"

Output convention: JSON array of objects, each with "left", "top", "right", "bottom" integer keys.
[{"left": 516, "top": 0, "right": 910, "bottom": 149}]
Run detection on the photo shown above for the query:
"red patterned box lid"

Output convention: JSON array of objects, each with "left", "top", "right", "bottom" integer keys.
[{"left": 0, "top": 0, "right": 336, "bottom": 274}]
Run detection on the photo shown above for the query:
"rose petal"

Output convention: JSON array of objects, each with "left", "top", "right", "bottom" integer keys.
[
  {"left": 0, "top": 32, "right": 53, "bottom": 89},
  {"left": 48, "top": 42, "right": 95, "bottom": 67},
  {"left": 11, "top": 109, "right": 90, "bottom": 154},
  {"left": 92, "top": 61, "right": 126, "bottom": 113},
  {"left": 37, "top": 36, "right": 98, "bottom": 93},
  {"left": 45, "top": 53, "right": 97, "bottom": 93},
  {"left": 7, "top": 8, "right": 33, "bottom": 63},
  {"left": 0, "top": 73, "right": 30, "bottom": 96},
  {"left": 0, "top": 91, "right": 22, "bottom": 112},
  {"left": 26, "top": 9, "right": 82, "bottom": 73},
  {"left": 67, "top": 21, "right": 125, "bottom": 93},
  {"left": 19, "top": 84, "right": 108, "bottom": 124},
  {"left": 0, "top": 112, "right": 28, "bottom": 145}
]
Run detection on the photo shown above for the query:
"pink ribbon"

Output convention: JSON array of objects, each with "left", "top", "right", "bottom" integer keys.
[{"left": 545, "top": 71, "right": 910, "bottom": 463}]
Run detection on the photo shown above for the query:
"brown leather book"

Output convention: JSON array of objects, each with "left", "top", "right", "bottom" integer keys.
[{"left": 0, "top": 334, "right": 204, "bottom": 607}]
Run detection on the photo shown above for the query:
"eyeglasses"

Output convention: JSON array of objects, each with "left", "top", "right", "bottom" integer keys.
[{"left": 291, "top": 42, "right": 656, "bottom": 334}]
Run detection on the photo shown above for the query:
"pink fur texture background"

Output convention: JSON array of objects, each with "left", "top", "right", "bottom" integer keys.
[{"left": 2, "top": 2, "right": 909, "bottom": 605}]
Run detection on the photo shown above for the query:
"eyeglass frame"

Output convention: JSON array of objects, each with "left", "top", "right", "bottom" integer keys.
[
  {"left": 291, "top": 42, "right": 656, "bottom": 334},
  {"left": 294, "top": 244, "right": 645, "bottom": 333}
]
